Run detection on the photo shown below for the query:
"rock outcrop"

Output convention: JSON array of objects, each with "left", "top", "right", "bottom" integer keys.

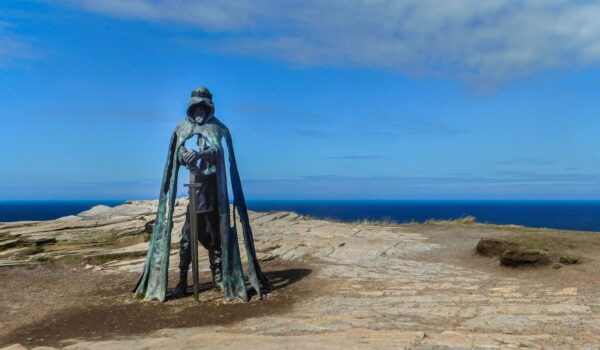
[{"left": 1, "top": 200, "right": 600, "bottom": 349}]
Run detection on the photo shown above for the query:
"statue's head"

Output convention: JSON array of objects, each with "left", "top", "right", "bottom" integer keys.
[{"left": 187, "top": 86, "right": 215, "bottom": 125}]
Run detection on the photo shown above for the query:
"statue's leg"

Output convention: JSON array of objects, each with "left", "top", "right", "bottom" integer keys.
[
  {"left": 199, "top": 210, "right": 222, "bottom": 288},
  {"left": 208, "top": 209, "right": 222, "bottom": 287},
  {"left": 172, "top": 206, "right": 192, "bottom": 298}
]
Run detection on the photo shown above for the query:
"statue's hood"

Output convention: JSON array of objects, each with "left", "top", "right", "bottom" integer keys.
[{"left": 186, "top": 96, "right": 215, "bottom": 125}]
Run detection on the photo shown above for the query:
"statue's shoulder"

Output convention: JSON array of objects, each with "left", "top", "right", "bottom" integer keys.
[
  {"left": 175, "top": 117, "right": 193, "bottom": 135},
  {"left": 209, "top": 117, "right": 230, "bottom": 137},
  {"left": 172, "top": 117, "right": 195, "bottom": 145},
  {"left": 172, "top": 116, "right": 230, "bottom": 142},
  {"left": 210, "top": 116, "right": 228, "bottom": 130}
]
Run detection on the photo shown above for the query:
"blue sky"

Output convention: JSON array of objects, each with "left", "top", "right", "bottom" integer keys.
[{"left": 1, "top": 0, "right": 599, "bottom": 200}]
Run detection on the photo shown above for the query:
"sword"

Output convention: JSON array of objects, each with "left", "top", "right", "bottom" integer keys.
[{"left": 184, "top": 166, "right": 201, "bottom": 302}]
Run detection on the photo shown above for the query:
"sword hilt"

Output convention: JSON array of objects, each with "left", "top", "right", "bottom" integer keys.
[{"left": 184, "top": 184, "right": 204, "bottom": 188}]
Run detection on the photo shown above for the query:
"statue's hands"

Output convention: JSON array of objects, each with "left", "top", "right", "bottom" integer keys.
[
  {"left": 181, "top": 146, "right": 216, "bottom": 169},
  {"left": 199, "top": 148, "right": 217, "bottom": 162},
  {"left": 183, "top": 150, "right": 200, "bottom": 167}
]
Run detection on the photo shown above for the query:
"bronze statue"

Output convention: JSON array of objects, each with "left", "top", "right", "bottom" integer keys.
[{"left": 134, "top": 87, "right": 270, "bottom": 302}]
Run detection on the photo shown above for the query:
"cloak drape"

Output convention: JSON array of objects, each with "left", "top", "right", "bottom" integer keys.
[{"left": 133, "top": 116, "right": 270, "bottom": 302}]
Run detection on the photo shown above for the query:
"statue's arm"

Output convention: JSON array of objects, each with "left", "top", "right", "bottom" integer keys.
[
  {"left": 198, "top": 147, "right": 216, "bottom": 161},
  {"left": 179, "top": 140, "right": 215, "bottom": 167},
  {"left": 178, "top": 145, "right": 189, "bottom": 165}
]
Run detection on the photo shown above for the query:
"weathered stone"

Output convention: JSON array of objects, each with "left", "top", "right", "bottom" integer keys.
[
  {"left": 475, "top": 237, "right": 513, "bottom": 257},
  {"left": 500, "top": 250, "right": 551, "bottom": 267},
  {"left": 1, "top": 344, "right": 28, "bottom": 350},
  {"left": 33, "top": 237, "right": 56, "bottom": 246},
  {"left": 2, "top": 200, "right": 600, "bottom": 349},
  {"left": 0, "top": 239, "right": 20, "bottom": 251}
]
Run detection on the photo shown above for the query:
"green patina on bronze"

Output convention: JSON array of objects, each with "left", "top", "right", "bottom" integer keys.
[{"left": 133, "top": 89, "right": 270, "bottom": 302}]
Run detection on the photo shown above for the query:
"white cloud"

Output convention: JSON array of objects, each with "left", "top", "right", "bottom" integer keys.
[
  {"left": 57, "top": 0, "right": 600, "bottom": 90},
  {"left": 0, "top": 21, "right": 31, "bottom": 66}
]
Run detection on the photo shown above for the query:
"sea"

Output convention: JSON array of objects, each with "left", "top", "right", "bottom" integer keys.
[{"left": 1, "top": 200, "right": 599, "bottom": 232}]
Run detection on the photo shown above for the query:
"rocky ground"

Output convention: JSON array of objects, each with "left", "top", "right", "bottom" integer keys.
[{"left": 1, "top": 200, "right": 600, "bottom": 349}]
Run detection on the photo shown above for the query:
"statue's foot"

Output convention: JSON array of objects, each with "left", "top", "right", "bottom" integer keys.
[
  {"left": 210, "top": 262, "right": 222, "bottom": 291},
  {"left": 170, "top": 280, "right": 188, "bottom": 299},
  {"left": 211, "top": 275, "right": 223, "bottom": 291}
]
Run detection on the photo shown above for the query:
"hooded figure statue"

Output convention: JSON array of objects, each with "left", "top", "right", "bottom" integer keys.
[{"left": 133, "top": 86, "right": 270, "bottom": 302}]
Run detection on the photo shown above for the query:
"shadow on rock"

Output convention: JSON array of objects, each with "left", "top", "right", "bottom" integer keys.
[
  {"left": 3, "top": 265, "right": 313, "bottom": 348},
  {"left": 248, "top": 267, "right": 312, "bottom": 299}
]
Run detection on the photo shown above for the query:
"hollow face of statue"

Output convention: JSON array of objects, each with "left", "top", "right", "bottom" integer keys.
[{"left": 192, "top": 105, "right": 209, "bottom": 125}]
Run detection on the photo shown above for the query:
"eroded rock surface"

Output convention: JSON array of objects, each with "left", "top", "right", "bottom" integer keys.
[{"left": 1, "top": 200, "right": 600, "bottom": 349}]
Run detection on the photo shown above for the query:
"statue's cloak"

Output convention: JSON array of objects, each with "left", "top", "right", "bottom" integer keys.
[{"left": 133, "top": 116, "right": 270, "bottom": 302}]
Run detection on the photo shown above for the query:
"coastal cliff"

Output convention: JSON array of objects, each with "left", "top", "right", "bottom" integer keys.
[{"left": 1, "top": 200, "right": 600, "bottom": 349}]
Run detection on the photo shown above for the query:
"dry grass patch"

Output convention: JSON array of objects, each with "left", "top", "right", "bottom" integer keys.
[
  {"left": 475, "top": 230, "right": 600, "bottom": 268},
  {"left": 426, "top": 215, "right": 477, "bottom": 225}
]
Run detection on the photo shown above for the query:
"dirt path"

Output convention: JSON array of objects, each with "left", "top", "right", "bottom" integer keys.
[{"left": 0, "top": 260, "right": 313, "bottom": 348}]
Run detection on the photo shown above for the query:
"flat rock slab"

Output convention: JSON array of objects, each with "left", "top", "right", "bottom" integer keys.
[{"left": 1, "top": 200, "right": 600, "bottom": 349}]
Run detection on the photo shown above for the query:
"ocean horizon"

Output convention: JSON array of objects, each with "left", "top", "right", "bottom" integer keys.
[{"left": 1, "top": 199, "right": 600, "bottom": 232}]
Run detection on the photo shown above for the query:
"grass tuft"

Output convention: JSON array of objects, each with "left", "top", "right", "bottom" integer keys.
[
  {"left": 559, "top": 253, "right": 580, "bottom": 265},
  {"left": 425, "top": 216, "right": 477, "bottom": 225}
]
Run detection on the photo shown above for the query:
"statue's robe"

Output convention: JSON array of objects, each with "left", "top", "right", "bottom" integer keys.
[{"left": 133, "top": 116, "right": 270, "bottom": 302}]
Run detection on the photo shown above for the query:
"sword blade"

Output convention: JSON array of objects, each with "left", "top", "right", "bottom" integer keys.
[{"left": 189, "top": 171, "right": 200, "bottom": 302}]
